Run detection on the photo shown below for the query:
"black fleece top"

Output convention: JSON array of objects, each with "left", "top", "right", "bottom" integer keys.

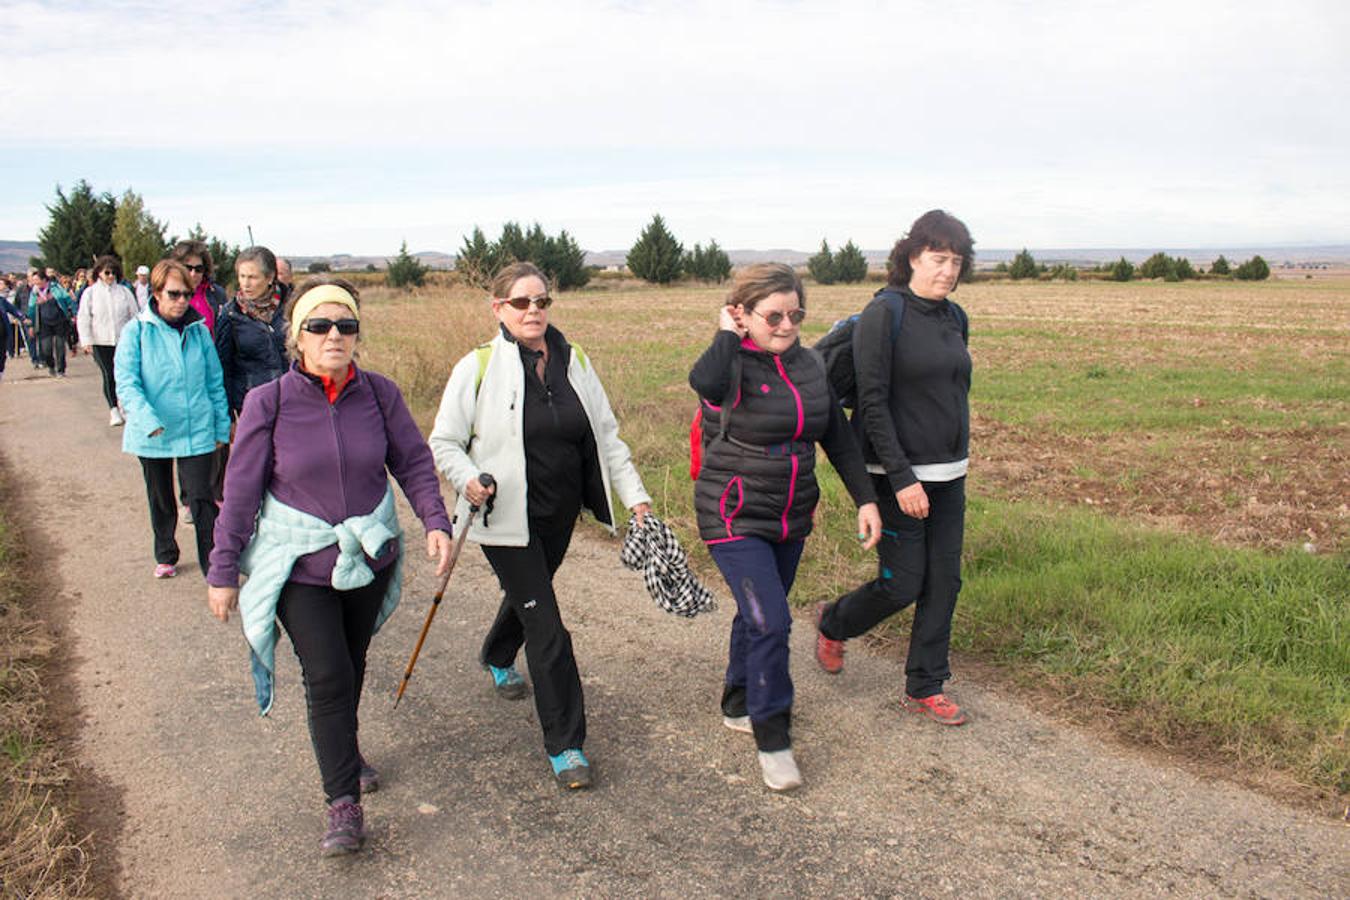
[
  {"left": 690, "top": 330, "right": 875, "bottom": 543},
  {"left": 853, "top": 287, "right": 971, "bottom": 493}
]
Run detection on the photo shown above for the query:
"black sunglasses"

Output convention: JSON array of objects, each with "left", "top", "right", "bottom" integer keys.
[
  {"left": 183, "top": 263, "right": 207, "bottom": 274},
  {"left": 501, "top": 294, "right": 552, "bottom": 311},
  {"left": 162, "top": 289, "right": 193, "bottom": 301},
  {"left": 300, "top": 317, "right": 360, "bottom": 336},
  {"left": 753, "top": 308, "right": 806, "bottom": 327}
]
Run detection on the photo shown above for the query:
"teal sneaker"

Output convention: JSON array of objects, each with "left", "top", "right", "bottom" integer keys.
[
  {"left": 487, "top": 664, "right": 528, "bottom": 700},
  {"left": 548, "top": 748, "right": 593, "bottom": 790}
]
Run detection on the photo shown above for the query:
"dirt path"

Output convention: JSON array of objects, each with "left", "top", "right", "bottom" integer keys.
[{"left": 2, "top": 357, "right": 1346, "bottom": 899}]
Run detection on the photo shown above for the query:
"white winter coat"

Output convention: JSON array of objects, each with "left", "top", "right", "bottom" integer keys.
[
  {"left": 77, "top": 282, "right": 139, "bottom": 347},
  {"left": 429, "top": 330, "right": 650, "bottom": 547}
]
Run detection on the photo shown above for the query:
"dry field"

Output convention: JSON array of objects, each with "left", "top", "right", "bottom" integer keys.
[{"left": 359, "top": 273, "right": 1349, "bottom": 556}]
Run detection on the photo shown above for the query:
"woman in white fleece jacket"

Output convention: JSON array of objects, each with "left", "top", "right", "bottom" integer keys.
[
  {"left": 429, "top": 261, "right": 650, "bottom": 791},
  {"left": 77, "top": 254, "right": 140, "bottom": 425}
]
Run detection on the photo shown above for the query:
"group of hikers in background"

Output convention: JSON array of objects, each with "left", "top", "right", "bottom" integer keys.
[{"left": 7, "top": 208, "right": 974, "bottom": 857}]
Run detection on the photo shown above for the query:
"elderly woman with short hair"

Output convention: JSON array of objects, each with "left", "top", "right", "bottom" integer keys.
[
  {"left": 207, "top": 276, "right": 452, "bottom": 857},
  {"left": 429, "top": 261, "right": 651, "bottom": 791},
  {"left": 215, "top": 245, "right": 289, "bottom": 417},
  {"left": 114, "top": 260, "right": 231, "bottom": 578},
  {"left": 77, "top": 254, "right": 139, "bottom": 425}
]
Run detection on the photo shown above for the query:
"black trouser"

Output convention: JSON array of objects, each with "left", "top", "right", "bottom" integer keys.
[
  {"left": 38, "top": 328, "right": 67, "bottom": 373},
  {"left": 277, "top": 564, "right": 393, "bottom": 804},
  {"left": 138, "top": 453, "right": 217, "bottom": 571},
  {"left": 820, "top": 476, "right": 965, "bottom": 699},
  {"left": 91, "top": 344, "right": 117, "bottom": 408},
  {"left": 480, "top": 517, "right": 584, "bottom": 756}
]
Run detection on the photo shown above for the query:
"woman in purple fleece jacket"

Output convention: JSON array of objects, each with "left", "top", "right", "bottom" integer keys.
[{"left": 206, "top": 276, "right": 453, "bottom": 857}]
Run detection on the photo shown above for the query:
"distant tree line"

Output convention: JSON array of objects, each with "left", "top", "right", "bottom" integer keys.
[{"left": 991, "top": 248, "right": 1270, "bottom": 282}]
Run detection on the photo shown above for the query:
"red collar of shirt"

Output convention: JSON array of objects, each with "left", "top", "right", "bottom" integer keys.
[{"left": 317, "top": 364, "right": 355, "bottom": 403}]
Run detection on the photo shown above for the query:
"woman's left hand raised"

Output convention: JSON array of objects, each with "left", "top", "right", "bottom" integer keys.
[
  {"left": 631, "top": 502, "right": 651, "bottom": 529},
  {"left": 856, "top": 502, "right": 882, "bottom": 551},
  {"left": 427, "top": 529, "right": 453, "bottom": 576}
]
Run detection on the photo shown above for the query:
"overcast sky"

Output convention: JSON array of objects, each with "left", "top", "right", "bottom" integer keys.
[{"left": 3, "top": 0, "right": 1347, "bottom": 255}]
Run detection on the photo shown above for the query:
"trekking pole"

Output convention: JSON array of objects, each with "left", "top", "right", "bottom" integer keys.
[{"left": 394, "top": 473, "right": 495, "bottom": 708}]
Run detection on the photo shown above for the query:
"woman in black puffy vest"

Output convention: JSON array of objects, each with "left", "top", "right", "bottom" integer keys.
[{"left": 689, "top": 263, "right": 881, "bottom": 792}]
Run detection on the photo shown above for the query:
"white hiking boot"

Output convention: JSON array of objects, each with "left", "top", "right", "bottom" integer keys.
[{"left": 757, "top": 749, "right": 802, "bottom": 791}]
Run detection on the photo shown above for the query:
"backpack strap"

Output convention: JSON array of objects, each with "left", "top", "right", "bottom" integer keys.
[
  {"left": 472, "top": 343, "right": 493, "bottom": 396},
  {"left": 873, "top": 287, "right": 907, "bottom": 343}
]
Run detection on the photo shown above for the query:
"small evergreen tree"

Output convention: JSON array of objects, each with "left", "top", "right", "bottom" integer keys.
[
  {"left": 1138, "top": 252, "right": 1176, "bottom": 280},
  {"left": 1233, "top": 255, "right": 1270, "bottom": 281},
  {"left": 1049, "top": 263, "right": 1078, "bottom": 281},
  {"left": 627, "top": 214, "right": 684, "bottom": 284},
  {"left": 1210, "top": 254, "right": 1231, "bottom": 276},
  {"left": 307, "top": 260, "right": 331, "bottom": 273},
  {"left": 497, "top": 222, "right": 530, "bottom": 263},
  {"left": 1174, "top": 257, "right": 1196, "bottom": 280},
  {"left": 833, "top": 240, "right": 869, "bottom": 283},
  {"left": 112, "top": 190, "right": 169, "bottom": 277},
  {"left": 456, "top": 226, "right": 502, "bottom": 289},
  {"left": 549, "top": 229, "right": 591, "bottom": 290},
  {"left": 1109, "top": 257, "right": 1135, "bottom": 281},
  {"left": 38, "top": 180, "right": 116, "bottom": 273},
  {"left": 993, "top": 261, "right": 1009, "bottom": 273},
  {"left": 386, "top": 240, "right": 429, "bottom": 288},
  {"left": 1008, "top": 248, "right": 1038, "bottom": 280},
  {"left": 807, "top": 239, "right": 836, "bottom": 285},
  {"left": 702, "top": 239, "right": 731, "bottom": 283}
]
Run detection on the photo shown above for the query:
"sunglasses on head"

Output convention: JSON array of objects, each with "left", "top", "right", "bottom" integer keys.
[
  {"left": 752, "top": 308, "right": 806, "bottom": 327},
  {"left": 500, "top": 294, "right": 552, "bottom": 311},
  {"left": 300, "top": 317, "right": 360, "bottom": 336},
  {"left": 162, "top": 289, "right": 192, "bottom": 301},
  {"left": 183, "top": 263, "right": 206, "bottom": 274}
]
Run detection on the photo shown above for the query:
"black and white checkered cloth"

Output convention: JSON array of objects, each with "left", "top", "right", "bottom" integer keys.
[{"left": 620, "top": 512, "right": 717, "bottom": 618}]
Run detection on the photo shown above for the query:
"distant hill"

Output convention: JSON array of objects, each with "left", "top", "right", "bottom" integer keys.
[
  {"left": 0, "top": 240, "right": 38, "bottom": 272},
  {"left": 7, "top": 239, "right": 1349, "bottom": 275}
]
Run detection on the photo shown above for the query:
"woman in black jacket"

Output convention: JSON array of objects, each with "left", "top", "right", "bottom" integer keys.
[
  {"left": 215, "top": 246, "right": 289, "bottom": 417},
  {"left": 690, "top": 263, "right": 880, "bottom": 791},
  {"left": 813, "top": 209, "right": 974, "bottom": 726}
]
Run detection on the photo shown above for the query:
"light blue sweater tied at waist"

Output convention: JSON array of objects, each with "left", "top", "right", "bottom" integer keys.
[{"left": 239, "top": 484, "right": 403, "bottom": 715}]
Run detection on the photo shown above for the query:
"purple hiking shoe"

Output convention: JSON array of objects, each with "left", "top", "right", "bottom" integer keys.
[{"left": 321, "top": 796, "right": 366, "bottom": 857}]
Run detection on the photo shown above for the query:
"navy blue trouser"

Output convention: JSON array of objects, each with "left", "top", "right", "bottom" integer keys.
[
  {"left": 709, "top": 536, "right": 805, "bottom": 752},
  {"left": 820, "top": 476, "right": 965, "bottom": 699}
]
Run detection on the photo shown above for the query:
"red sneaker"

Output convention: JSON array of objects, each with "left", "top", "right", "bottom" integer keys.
[
  {"left": 901, "top": 692, "right": 967, "bottom": 726},
  {"left": 814, "top": 602, "right": 845, "bottom": 674}
]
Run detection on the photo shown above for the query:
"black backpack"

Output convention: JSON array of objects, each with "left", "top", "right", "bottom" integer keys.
[{"left": 813, "top": 287, "right": 968, "bottom": 409}]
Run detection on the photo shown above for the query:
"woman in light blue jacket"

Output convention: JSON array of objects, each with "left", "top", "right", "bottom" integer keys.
[{"left": 115, "top": 259, "right": 231, "bottom": 579}]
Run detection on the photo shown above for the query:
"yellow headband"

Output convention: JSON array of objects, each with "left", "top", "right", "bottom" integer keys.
[{"left": 289, "top": 285, "right": 360, "bottom": 341}]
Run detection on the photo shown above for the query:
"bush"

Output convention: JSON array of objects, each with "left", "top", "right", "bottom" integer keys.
[
  {"left": 1138, "top": 252, "right": 1175, "bottom": 280},
  {"left": 807, "top": 239, "right": 836, "bottom": 285},
  {"left": 833, "top": 240, "right": 869, "bottom": 283},
  {"left": 1008, "top": 248, "right": 1038, "bottom": 280},
  {"left": 1109, "top": 257, "right": 1135, "bottom": 281},
  {"left": 684, "top": 240, "right": 732, "bottom": 283},
  {"left": 627, "top": 214, "right": 684, "bottom": 284},
  {"left": 1048, "top": 263, "right": 1079, "bottom": 281},
  {"left": 307, "top": 260, "right": 331, "bottom": 273},
  {"left": 386, "top": 240, "right": 429, "bottom": 289},
  {"left": 1210, "top": 254, "right": 1231, "bottom": 276},
  {"left": 1234, "top": 255, "right": 1270, "bottom": 281},
  {"left": 1174, "top": 257, "right": 1196, "bottom": 280}
]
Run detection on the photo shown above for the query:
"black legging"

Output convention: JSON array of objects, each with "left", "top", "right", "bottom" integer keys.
[
  {"left": 480, "top": 516, "right": 584, "bottom": 756},
  {"left": 91, "top": 344, "right": 117, "bottom": 408},
  {"left": 276, "top": 564, "right": 395, "bottom": 804}
]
